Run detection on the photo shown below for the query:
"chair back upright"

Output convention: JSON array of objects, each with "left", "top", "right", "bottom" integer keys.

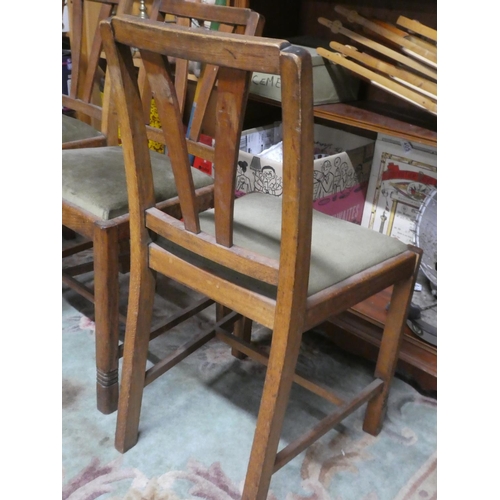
[{"left": 101, "top": 15, "right": 315, "bottom": 326}]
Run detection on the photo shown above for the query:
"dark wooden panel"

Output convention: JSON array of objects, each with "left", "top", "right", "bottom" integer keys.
[{"left": 248, "top": 0, "right": 302, "bottom": 38}]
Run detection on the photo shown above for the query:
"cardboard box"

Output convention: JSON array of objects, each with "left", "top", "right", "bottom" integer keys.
[
  {"left": 249, "top": 45, "right": 361, "bottom": 105},
  {"left": 236, "top": 122, "right": 375, "bottom": 224},
  {"left": 361, "top": 134, "right": 437, "bottom": 244}
]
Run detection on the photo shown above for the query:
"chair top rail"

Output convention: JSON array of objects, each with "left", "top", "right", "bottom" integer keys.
[
  {"left": 152, "top": 0, "right": 258, "bottom": 26},
  {"left": 108, "top": 15, "right": 288, "bottom": 75},
  {"left": 92, "top": 0, "right": 120, "bottom": 5}
]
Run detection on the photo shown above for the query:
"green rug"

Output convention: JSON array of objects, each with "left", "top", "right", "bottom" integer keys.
[{"left": 62, "top": 268, "right": 437, "bottom": 500}]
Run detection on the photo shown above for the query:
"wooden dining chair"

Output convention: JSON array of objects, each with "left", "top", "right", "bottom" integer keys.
[
  {"left": 62, "top": 0, "right": 264, "bottom": 415},
  {"left": 62, "top": 0, "right": 127, "bottom": 149},
  {"left": 101, "top": 14, "right": 421, "bottom": 499}
]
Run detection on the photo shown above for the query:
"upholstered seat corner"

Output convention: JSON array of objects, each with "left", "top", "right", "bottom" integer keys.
[
  {"left": 62, "top": 146, "right": 214, "bottom": 220},
  {"left": 62, "top": 113, "right": 104, "bottom": 143}
]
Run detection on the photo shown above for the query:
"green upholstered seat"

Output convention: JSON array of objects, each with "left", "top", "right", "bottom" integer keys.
[
  {"left": 62, "top": 114, "right": 105, "bottom": 144},
  {"left": 157, "top": 192, "right": 408, "bottom": 297},
  {"left": 62, "top": 146, "right": 214, "bottom": 220}
]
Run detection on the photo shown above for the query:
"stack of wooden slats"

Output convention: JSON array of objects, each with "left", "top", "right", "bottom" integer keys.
[{"left": 317, "top": 5, "right": 437, "bottom": 115}]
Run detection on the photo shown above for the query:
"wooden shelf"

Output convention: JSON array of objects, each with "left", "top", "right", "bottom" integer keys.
[
  {"left": 248, "top": 94, "right": 436, "bottom": 146},
  {"left": 314, "top": 101, "right": 437, "bottom": 147}
]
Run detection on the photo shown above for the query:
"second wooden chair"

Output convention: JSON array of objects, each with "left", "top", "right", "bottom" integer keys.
[
  {"left": 62, "top": 0, "right": 264, "bottom": 414},
  {"left": 62, "top": 0, "right": 124, "bottom": 149}
]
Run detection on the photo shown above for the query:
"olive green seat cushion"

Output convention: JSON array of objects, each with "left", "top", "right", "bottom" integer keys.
[
  {"left": 62, "top": 146, "right": 214, "bottom": 220},
  {"left": 62, "top": 114, "right": 104, "bottom": 144},
  {"left": 158, "top": 192, "right": 409, "bottom": 297}
]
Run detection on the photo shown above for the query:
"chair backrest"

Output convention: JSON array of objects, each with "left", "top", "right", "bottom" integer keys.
[
  {"left": 63, "top": 0, "right": 126, "bottom": 139},
  {"left": 140, "top": 0, "right": 264, "bottom": 145},
  {"left": 64, "top": 0, "right": 263, "bottom": 147},
  {"left": 101, "top": 15, "right": 314, "bottom": 312}
]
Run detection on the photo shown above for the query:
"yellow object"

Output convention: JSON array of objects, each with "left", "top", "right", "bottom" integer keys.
[
  {"left": 101, "top": 90, "right": 164, "bottom": 153},
  {"left": 147, "top": 97, "right": 164, "bottom": 153}
]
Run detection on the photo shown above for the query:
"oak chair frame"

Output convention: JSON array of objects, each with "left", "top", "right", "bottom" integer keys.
[{"left": 102, "top": 14, "right": 421, "bottom": 499}]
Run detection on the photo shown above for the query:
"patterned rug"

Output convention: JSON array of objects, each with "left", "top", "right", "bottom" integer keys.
[{"left": 62, "top": 256, "right": 437, "bottom": 500}]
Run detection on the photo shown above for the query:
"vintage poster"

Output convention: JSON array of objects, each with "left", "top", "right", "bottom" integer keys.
[{"left": 361, "top": 134, "right": 437, "bottom": 245}]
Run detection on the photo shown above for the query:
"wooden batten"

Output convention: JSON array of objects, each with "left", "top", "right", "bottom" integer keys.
[
  {"left": 318, "top": 18, "right": 437, "bottom": 81},
  {"left": 397, "top": 15, "right": 437, "bottom": 42},
  {"left": 328, "top": 41, "right": 437, "bottom": 99},
  {"left": 148, "top": 242, "right": 277, "bottom": 329},
  {"left": 317, "top": 48, "right": 436, "bottom": 114}
]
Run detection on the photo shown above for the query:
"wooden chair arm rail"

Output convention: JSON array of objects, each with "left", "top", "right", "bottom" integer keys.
[
  {"left": 146, "top": 206, "right": 280, "bottom": 285},
  {"left": 148, "top": 241, "right": 277, "bottom": 329}
]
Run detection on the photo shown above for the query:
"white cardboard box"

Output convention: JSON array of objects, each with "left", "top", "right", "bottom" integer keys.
[
  {"left": 249, "top": 45, "right": 361, "bottom": 106},
  {"left": 361, "top": 134, "right": 437, "bottom": 244},
  {"left": 235, "top": 122, "right": 375, "bottom": 224}
]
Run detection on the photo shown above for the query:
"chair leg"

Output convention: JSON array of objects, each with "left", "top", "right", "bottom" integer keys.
[
  {"left": 115, "top": 256, "right": 156, "bottom": 453},
  {"left": 118, "top": 239, "right": 131, "bottom": 274},
  {"left": 93, "top": 225, "right": 120, "bottom": 414},
  {"left": 215, "top": 303, "right": 229, "bottom": 322},
  {"left": 63, "top": 225, "right": 77, "bottom": 240},
  {"left": 232, "top": 316, "right": 252, "bottom": 359},
  {"left": 363, "top": 274, "right": 415, "bottom": 436},
  {"left": 242, "top": 323, "right": 303, "bottom": 500},
  {"left": 216, "top": 304, "right": 252, "bottom": 359}
]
